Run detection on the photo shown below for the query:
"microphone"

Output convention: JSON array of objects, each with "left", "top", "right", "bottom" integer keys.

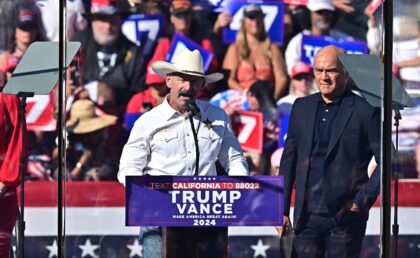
[{"left": 187, "top": 100, "right": 201, "bottom": 119}]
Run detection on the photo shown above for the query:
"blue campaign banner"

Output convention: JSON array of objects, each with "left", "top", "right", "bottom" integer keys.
[
  {"left": 223, "top": 0, "right": 284, "bottom": 45},
  {"left": 126, "top": 176, "right": 283, "bottom": 227},
  {"left": 301, "top": 34, "right": 368, "bottom": 65},
  {"left": 209, "top": 0, "right": 227, "bottom": 12},
  {"left": 121, "top": 14, "right": 165, "bottom": 55},
  {"left": 166, "top": 33, "right": 214, "bottom": 72},
  {"left": 277, "top": 114, "right": 289, "bottom": 148},
  {"left": 124, "top": 112, "right": 142, "bottom": 132}
]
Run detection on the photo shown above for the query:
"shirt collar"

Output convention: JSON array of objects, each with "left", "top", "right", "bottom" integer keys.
[
  {"left": 161, "top": 95, "right": 182, "bottom": 121},
  {"left": 318, "top": 88, "right": 348, "bottom": 105}
]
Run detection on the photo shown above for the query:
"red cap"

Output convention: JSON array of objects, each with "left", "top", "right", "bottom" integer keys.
[
  {"left": 90, "top": 0, "right": 119, "bottom": 15},
  {"left": 291, "top": 62, "right": 313, "bottom": 78},
  {"left": 284, "top": 0, "right": 308, "bottom": 5},
  {"left": 146, "top": 66, "right": 165, "bottom": 85}
]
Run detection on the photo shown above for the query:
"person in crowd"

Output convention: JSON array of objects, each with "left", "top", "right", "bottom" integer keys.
[
  {"left": 35, "top": 0, "right": 87, "bottom": 41},
  {"left": 118, "top": 48, "right": 248, "bottom": 258},
  {"left": 0, "top": 84, "right": 27, "bottom": 258},
  {"left": 65, "top": 99, "right": 118, "bottom": 181},
  {"left": 392, "top": 16, "right": 420, "bottom": 89},
  {"left": 145, "top": 0, "right": 222, "bottom": 100},
  {"left": 281, "top": 9, "right": 301, "bottom": 54},
  {"left": 285, "top": 0, "right": 350, "bottom": 74},
  {"left": 0, "top": 0, "right": 43, "bottom": 52},
  {"left": 1, "top": 44, "right": 55, "bottom": 183},
  {"left": 278, "top": 45, "right": 381, "bottom": 258},
  {"left": 242, "top": 80, "right": 279, "bottom": 174},
  {"left": 364, "top": 4, "right": 382, "bottom": 56},
  {"left": 0, "top": 2, "right": 46, "bottom": 70},
  {"left": 285, "top": 0, "right": 311, "bottom": 33},
  {"left": 124, "top": 72, "right": 168, "bottom": 131},
  {"left": 273, "top": 62, "right": 315, "bottom": 174},
  {"left": 223, "top": 4, "right": 288, "bottom": 100},
  {"left": 277, "top": 61, "right": 315, "bottom": 114},
  {"left": 72, "top": 0, "right": 147, "bottom": 109}
]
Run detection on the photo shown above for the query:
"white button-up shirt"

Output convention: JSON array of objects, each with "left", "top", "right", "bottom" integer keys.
[{"left": 118, "top": 97, "right": 249, "bottom": 184}]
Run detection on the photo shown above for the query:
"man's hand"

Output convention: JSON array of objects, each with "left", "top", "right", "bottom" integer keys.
[{"left": 275, "top": 216, "right": 290, "bottom": 237}]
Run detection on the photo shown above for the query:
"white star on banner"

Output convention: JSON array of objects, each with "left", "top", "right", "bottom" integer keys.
[
  {"left": 250, "top": 239, "right": 270, "bottom": 258},
  {"left": 45, "top": 239, "right": 58, "bottom": 258},
  {"left": 127, "top": 238, "right": 143, "bottom": 257},
  {"left": 79, "top": 238, "right": 99, "bottom": 258}
]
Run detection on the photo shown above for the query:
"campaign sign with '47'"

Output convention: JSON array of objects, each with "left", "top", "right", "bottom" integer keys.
[
  {"left": 223, "top": 0, "right": 284, "bottom": 45},
  {"left": 126, "top": 176, "right": 283, "bottom": 227}
]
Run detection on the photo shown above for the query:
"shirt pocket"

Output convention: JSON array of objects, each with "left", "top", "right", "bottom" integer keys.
[
  {"left": 199, "top": 130, "right": 222, "bottom": 161},
  {"left": 154, "top": 131, "right": 178, "bottom": 142},
  {"left": 152, "top": 131, "right": 184, "bottom": 157}
]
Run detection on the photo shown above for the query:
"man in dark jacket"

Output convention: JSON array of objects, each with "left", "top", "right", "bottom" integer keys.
[
  {"left": 278, "top": 45, "right": 381, "bottom": 258},
  {"left": 73, "top": 0, "right": 146, "bottom": 107}
]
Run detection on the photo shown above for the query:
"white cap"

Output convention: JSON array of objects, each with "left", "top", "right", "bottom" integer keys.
[{"left": 307, "top": 0, "right": 335, "bottom": 12}]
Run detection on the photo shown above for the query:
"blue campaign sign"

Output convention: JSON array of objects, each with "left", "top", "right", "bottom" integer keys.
[
  {"left": 277, "top": 114, "right": 290, "bottom": 148},
  {"left": 223, "top": 0, "right": 284, "bottom": 45},
  {"left": 126, "top": 176, "right": 283, "bottom": 227},
  {"left": 121, "top": 14, "right": 165, "bottom": 55},
  {"left": 209, "top": 0, "right": 227, "bottom": 12},
  {"left": 166, "top": 33, "right": 214, "bottom": 73},
  {"left": 301, "top": 34, "right": 369, "bottom": 65}
]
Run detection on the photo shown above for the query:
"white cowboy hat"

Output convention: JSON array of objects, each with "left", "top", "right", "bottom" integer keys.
[{"left": 151, "top": 49, "right": 223, "bottom": 84}]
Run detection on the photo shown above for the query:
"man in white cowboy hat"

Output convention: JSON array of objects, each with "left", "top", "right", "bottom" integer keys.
[{"left": 118, "top": 48, "right": 248, "bottom": 257}]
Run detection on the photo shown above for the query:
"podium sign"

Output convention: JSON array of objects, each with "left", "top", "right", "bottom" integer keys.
[{"left": 126, "top": 176, "right": 283, "bottom": 227}]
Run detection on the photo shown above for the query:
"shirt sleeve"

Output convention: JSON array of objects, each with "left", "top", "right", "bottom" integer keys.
[
  {"left": 118, "top": 118, "right": 150, "bottom": 185},
  {"left": 218, "top": 112, "right": 249, "bottom": 176},
  {"left": 0, "top": 94, "right": 27, "bottom": 189}
]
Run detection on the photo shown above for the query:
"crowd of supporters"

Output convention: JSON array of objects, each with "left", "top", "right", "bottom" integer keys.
[{"left": 0, "top": 0, "right": 419, "bottom": 180}]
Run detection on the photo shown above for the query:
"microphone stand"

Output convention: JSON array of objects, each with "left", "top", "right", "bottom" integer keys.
[
  {"left": 392, "top": 106, "right": 402, "bottom": 258},
  {"left": 189, "top": 114, "right": 200, "bottom": 176},
  {"left": 187, "top": 101, "right": 200, "bottom": 176}
]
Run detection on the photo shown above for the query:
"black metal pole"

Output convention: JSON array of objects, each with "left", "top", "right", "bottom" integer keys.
[
  {"left": 58, "top": 0, "right": 65, "bottom": 257},
  {"left": 382, "top": 0, "right": 393, "bottom": 257},
  {"left": 17, "top": 92, "right": 33, "bottom": 258},
  {"left": 392, "top": 109, "right": 401, "bottom": 258}
]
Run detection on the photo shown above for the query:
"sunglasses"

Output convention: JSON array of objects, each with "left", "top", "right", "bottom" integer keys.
[
  {"left": 293, "top": 74, "right": 313, "bottom": 81},
  {"left": 244, "top": 12, "right": 263, "bottom": 20},
  {"left": 18, "top": 23, "right": 37, "bottom": 31},
  {"left": 172, "top": 10, "right": 192, "bottom": 18}
]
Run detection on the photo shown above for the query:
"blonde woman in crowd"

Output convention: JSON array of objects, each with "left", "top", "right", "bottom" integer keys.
[{"left": 223, "top": 4, "right": 288, "bottom": 100}]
